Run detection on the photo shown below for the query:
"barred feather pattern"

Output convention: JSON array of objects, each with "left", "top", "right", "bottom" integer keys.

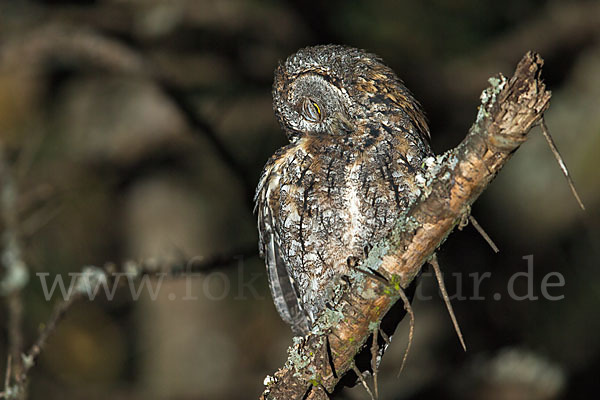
[{"left": 256, "top": 45, "right": 432, "bottom": 335}]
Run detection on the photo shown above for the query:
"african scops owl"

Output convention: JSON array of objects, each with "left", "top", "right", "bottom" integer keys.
[{"left": 256, "top": 45, "right": 432, "bottom": 335}]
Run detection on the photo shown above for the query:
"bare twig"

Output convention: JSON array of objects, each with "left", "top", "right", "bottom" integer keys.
[
  {"left": 430, "top": 254, "right": 466, "bottom": 351},
  {"left": 378, "top": 328, "right": 391, "bottom": 349},
  {"left": 396, "top": 286, "right": 415, "bottom": 376},
  {"left": 348, "top": 264, "right": 415, "bottom": 378},
  {"left": 20, "top": 204, "right": 64, "bottom": 238},
  {"left": 0, "top": 356, "right": 12, "bottom": 399},
  {"left": 539, "top": 117, "right": 585, "bottom": 211},
  {"left": 19, "top": 292, "right": 83, "bottom": 384},
  {"left": 350, "top": 361, "right": 375, "bottom": 400},
  {"left": 0, "top": 143, "right": 29, "bottom": 400},
  {"left": 3, "top": 356, "right": 10, "bottom": 393},
  {"left": 370, "top": 328, "right": 379, "bottom": 399},
  {"left": 13, "top": 248, "right": 257, "bottom": 388},
  {"left": 469, "top": 216, "right": 500, "bottom": 253}
]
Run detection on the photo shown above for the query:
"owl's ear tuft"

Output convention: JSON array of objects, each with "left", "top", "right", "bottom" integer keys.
[{"left": 272, "top": 61, "right": 290, "bottom": 102}]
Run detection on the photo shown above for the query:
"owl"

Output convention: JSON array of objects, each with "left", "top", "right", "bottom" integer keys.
[{"left": 256, "top": 45, "right": 431, "bottom": 336}]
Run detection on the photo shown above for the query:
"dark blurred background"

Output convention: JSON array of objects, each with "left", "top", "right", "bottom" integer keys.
[{"left": 0, "top": 0, "right": 599, "bottom": 399}]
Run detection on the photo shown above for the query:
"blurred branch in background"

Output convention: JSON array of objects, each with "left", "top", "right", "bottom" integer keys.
[
  {"left": 0, "top": 17, "right": 261, "bottom": 400},
  {"left": 8, "top": 247, "right": 256, "bottom": 398},
  {"left": 1, "top": 96, "right": 258, "bottom": 398},
  {"left": 0, "top": 23, "right": 256, "bottom": 207},
  {"left": 0, "top": 143, "right": 29, "bottom": 399},
  {"left": 442, "top": 0, "right": 600, "bottom": 100}
]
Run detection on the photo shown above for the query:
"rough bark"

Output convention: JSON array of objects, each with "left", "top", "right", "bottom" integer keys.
[{"left": 260, "top": 52, "right": 551, "bottom": 399}]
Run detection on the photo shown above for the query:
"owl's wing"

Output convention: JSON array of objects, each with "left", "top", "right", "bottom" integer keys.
[
  {"left": 376, "top": 68, "right": 431, "bottom": 144},
  {"left": 256, "top": 164, "right": 311, "bottom": 335}
]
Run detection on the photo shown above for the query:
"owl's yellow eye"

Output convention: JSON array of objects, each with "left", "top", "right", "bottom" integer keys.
[{"left": 301, "top": 98, "right": 323, "bottom": 122}]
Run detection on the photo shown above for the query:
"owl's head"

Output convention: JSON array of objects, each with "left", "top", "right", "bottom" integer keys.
[{"left": 272, "top": 45, "right": 429, "bottom": 143}]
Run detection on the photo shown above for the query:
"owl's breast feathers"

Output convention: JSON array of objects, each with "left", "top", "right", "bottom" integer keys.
[{"left": 256, "top": 127, "right": 431, "bottom": 334}]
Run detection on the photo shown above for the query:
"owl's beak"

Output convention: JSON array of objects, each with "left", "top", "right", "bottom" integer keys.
[{"left": 331, "top": 111, "right": 354, "bottom": 135}]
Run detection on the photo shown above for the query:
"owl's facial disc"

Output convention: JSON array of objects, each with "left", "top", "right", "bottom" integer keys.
[{"left": 276, "top": 73, "right": 354, "bottom": 140}]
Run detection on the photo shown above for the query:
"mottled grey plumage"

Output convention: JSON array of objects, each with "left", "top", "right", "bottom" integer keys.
[{"left": 256, "top": 45, "right": 432, "bottom": 335}]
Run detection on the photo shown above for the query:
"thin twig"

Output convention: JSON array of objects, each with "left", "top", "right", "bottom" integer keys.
[
  {"left": 370, "top": 328, "right": 379, "bottom": 400},
  {"left": 378, "top": 327, "right": 391, "bottom": 348},
  {"left": 469, "top": 216, "right": 500, "bottom": 253},
  {"left": 15, "top": 248, "right": 257, "bottom": 386},
  {"left": 158, "top": 82, "right": 256, "bottom": 206},
  {"left": 2, "top": 355, "right": 11, "bottom": 397},
  {"left": 20, "top": 204, "right": 63, "bottom": 238},
  {"left": 19, "top": 292, "right": 83, "bottom": 384},
  {"left": 0, "top": 143, "right": 28, "bottom": 399},
  {"left": 396, "top": 286, "right": 415, "bottom": 376},
  {"left": 429, "top": 254, "right": 466, "bottom": 351},
  {"left": 350, "top": 361, "right": 375, "bottom": 400},
  {"left": 348, "top": 264, "right": 415, "bottom": 380},
  {"left": 6, "top": 294, "right": 23, "bottom": 379},
  {"left": 539, "top": 117, "right": 585, "bottom": 210}
]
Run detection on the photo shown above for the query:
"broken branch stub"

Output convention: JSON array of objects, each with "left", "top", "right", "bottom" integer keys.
[{"left": 261, "top": 52, "right": 551, "bottom": 400}]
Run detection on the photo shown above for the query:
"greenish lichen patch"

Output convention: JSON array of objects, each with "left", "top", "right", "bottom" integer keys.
[
  {"left": 313, "top": 307, "right": 345, "bottom": 333},
  {"left": 415, "top": 152, "right": 459, "bottom": 198},
  {"left": 390, "top": 211, "right": 420, "bottom": 238},
  {"left": 488, "top": 76, "right": 506, "bottom": 90},
  {"left": 360, "top": 287, "right": 377, "bottom": 300},
  {"left": 389, "top": 274, "right": 403, "bottom": 291},
  {"left": 476, "top": 75, "right": 508, "bottom": 124},
  {"left": 306, "top": 365, "right": 321, "bottom": 385},
  {"left": 285, "top": 336, "right": 324, "bottom": 377},
  {"left": 368, "top": 321, "right": 379, "bottom": 331},
  {"left": 360, "top": 240, "right": 390, "bottom": 272},
  {"left": 309, "top": 377, "right": 321, "bottom": 387},
  {"left": 383, "top": 274, "right": 404, "bottom": 297}
]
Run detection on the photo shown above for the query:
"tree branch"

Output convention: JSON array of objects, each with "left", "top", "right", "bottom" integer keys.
[
  {"left": 260, "top": 52, "right": 551, "bottom": 399},
  {"left": 0, "top": 24, "right": 255, "bottom": 208},
  {"left": 13, "top": 247, "right": 257, "bottom": 392},
  {"left": 1, "top": 143, "right": 29, "bottom": 400}
]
